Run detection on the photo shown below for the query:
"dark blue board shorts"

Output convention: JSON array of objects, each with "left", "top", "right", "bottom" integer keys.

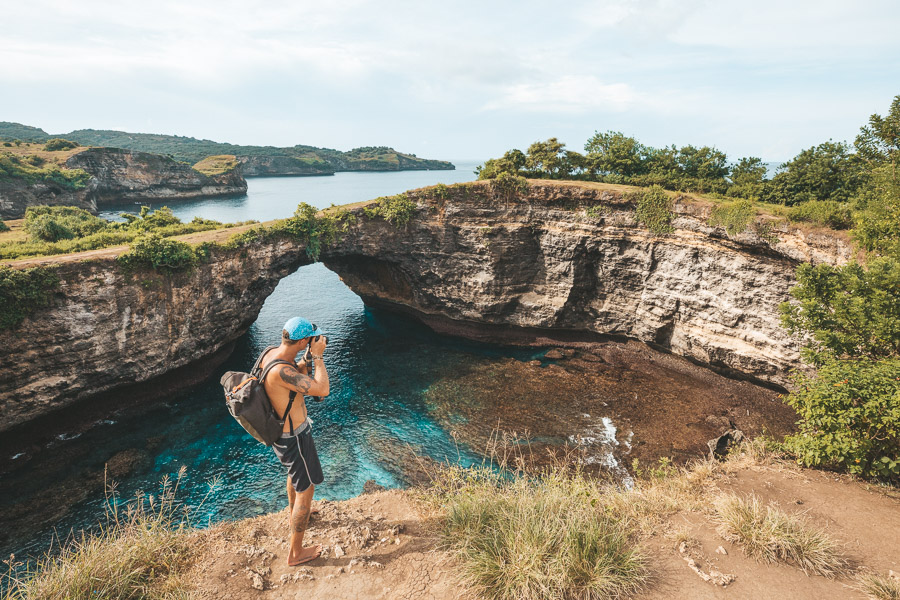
[{"left": 272, "top": 420, "right": 324, "bottom": 493}]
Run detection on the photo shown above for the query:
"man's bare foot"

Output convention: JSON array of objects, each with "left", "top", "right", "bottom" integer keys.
[{"left": 288, "top": 544, "right": 322, "bottom": 566}]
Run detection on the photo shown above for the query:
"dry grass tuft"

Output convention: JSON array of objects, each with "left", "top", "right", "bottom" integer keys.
[
  {"left": 713, "top": 493, "right": 846, "bottom": 577},
  {"left": 2, "top": 468, "right": 216, "bottom": 600},
  {"left": 432, "top": 465, "right": 649, "bottom": 600},
  {"left": 856, "top": 572, "right": 900, "bottom": 600}
]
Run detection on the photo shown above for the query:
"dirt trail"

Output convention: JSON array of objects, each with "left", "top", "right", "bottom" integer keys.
[
  {"left": 3, "top": 221, "right": 268, "bottom": 268},
  {"left": 192, "top": 463, "right": 899, "bottom": 600}
]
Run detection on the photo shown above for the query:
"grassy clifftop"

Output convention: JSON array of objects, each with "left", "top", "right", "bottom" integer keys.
[{"left": 0, "top": 122, "right": 455, "bottom": 173}]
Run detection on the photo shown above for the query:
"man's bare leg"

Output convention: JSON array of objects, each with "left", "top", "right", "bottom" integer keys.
[
  {"left": 287, "top": 474, "right": 296, "bottom": 512},
  {"left": 287, "top": 474, "right": 317, "bottom": 517},
  {"left": 288, "top": 483, "right": 321, "bottom": 566}
]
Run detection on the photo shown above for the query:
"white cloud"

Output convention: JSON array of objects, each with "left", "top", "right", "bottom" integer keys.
[
  {"left": 0, "top": 0, "right": 896, "bottom": 159},
  {"left": 483, "top": 76, "right": 655, "bottom": 113}
]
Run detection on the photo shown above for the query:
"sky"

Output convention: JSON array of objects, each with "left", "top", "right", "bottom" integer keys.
[{"left": 1, "top": 0, "right": 898, "bottom": 162}]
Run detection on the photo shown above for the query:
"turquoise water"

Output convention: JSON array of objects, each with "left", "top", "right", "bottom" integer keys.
[{"left": 1, "top": 162, "right": 551, "bottom": 559}]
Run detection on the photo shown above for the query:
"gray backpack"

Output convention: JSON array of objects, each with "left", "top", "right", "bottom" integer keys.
[{"left": 221, "top": 346, "right": 297, "bottom": 446}]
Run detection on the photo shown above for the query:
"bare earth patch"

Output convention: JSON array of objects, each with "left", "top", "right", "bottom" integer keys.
[{"left": 190, "top": 489, "right": 464, "bottom": 600}]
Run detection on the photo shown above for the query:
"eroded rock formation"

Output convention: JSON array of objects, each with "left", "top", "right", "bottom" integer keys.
[
  {"left": 239, "top": 155, "right": 335, "bottom": 176},
  {"left": 0, "top": 238, "right": 307, "bottom": 431},
  {"left": 66, "top": 147, "right": 247, "bottom": 207},
  {"left": 0, "top": 147, "right": 248, "bottom": 219},
  {"left": 322, "top": 181, "right": 851, "bottom": 387},
  {"left": 0, "top": 177, "right": 96, "bottom": 221}
]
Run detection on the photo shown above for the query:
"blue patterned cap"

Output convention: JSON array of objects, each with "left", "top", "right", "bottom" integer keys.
[{"left": 283, "top": 316, "right": 323, "bottom": 341}]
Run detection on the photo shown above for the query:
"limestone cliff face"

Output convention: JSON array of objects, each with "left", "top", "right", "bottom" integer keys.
[
  {"left": 322, "top": 182, "right": 852, "bottom": 387},
  {"left": 66, "top": 148, "right": 248, "bottom": 207},
  {"left": 0, "top": 238, "right": 307, "bottom": 432},
  {"left": 325, "top": 154, "right": 455, "bottom": 172},
  {"left": 238, "top": 155, "right": 335, "bottom": 177},
  {"left": 0, "top": 177, "right": 97, "bottom": 220}
]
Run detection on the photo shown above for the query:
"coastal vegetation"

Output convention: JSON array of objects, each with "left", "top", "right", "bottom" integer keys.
[
  {"left": 0, "top": 152, "right": 91, "bottom": 191},
  {"left": 362, "top": 193, "right": 417, "bottom": 226},
  {"left": 191, "top": 154, "right": 240, "bottom": 175},
  {"left": 42, "top": 138, "right": 79, "bottom": 152},
  {"left": 422, "top": 439, "right": 866, "bottom": 600},
  {"left": 0, "top": 206, "right": 250, "bottom": 261},
  {"left": 631, "top": 185, "right": 674, "bottom": 235},
  {"left": 0, "top": 265, "right": 59, "bottom": 330},
  {"left": 433, "top": 464, "right": 649, "bottom": 599}
]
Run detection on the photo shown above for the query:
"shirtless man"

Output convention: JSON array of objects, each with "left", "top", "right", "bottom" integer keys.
[{"left": 261, "top": 316, "right": 330, "bottom": 567}]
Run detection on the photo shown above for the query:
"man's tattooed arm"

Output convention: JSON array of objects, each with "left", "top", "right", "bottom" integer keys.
[{"left": 279, "top": 366, "right": 313, "bottom": 394}]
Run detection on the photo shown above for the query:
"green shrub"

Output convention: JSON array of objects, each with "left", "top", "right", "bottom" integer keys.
[
  {"left": 117, "top": 233, "right": 199, "bottom": 274},
  {"left": 780, "top": 256, "right": 900, "bottom": 482},
  {"left": 24, "top": 206, "right": 108, "bottom": 241},
  {"left": 43, "top": 138, "right": 80, "bottom": 151},
  {"left": 0, "top": 265, "right": 59, "bottom": 330},
  {"left": 780, "top": 258, "right": 900, "bottom": 365},
  {"left": 123, "top": 206, "right": 182, "bottom": 231},
  {"left": 633, "top": 185, "right": 674, "bottom": 234},
  {"left": 852, "top": 166, "right": 900, "bottom": 259},
  {"left": 585, "top": 204, "right": 604, "bottom": 219},
  {"left": 432, "top": 183, "right": 450, "bottom": 201},
  {"left": 435, "top": 467, "right": 648, "bottom": 600},
  {"left": 782, "top": 357, "right": 900, "bottom": 481},
  {"left": 274, "top": 202, "right": 345, "bottom": 260},
  {"left": 787, "top": 200, "right": 853, "bottom": 229},
  {"left": 25, "top": 214, "right": 74, "bottom": 242},
  {"left": 0, "top": 219, "right": 9, "bottom": 232},
  {"left": 709, "top": 199, "right": 756, "bottom": 236},
  {"left": 219, "top": 204, "right": 347, "bottom": 261},
  {"left": 363, "top": 193, "right": 417, "bottom": 227},
  {"left": 490, "top": 172, "right": 529, "bottom": 201}
]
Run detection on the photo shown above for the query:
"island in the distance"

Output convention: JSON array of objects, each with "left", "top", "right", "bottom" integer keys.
[{"left": 0, "top": 122, "right": 455, "bottom": 176}]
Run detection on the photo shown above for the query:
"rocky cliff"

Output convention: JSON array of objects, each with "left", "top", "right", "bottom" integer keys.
[
  {"left": 238, "top": 155, "right": 335, "bottom": 176},
  {"left": 0, "top": 148, "right": 248, "bottom": 219},
  {"left": 321, "top": 181, "right": 852, "bottom": 387},
  {"left": 0, "top": 177, "right": 97, "bottom": 220},
  {"left": 0, "top": 180, "right": 852, "bottom": 430},
  {"left": 0, "top": 237, "right": 307, "bottom": 432},
  {"left": 66, "top": 148, "right": 247, "bottom": 207}
]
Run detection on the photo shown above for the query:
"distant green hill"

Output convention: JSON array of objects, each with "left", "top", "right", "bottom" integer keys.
[{"left": 0, "top": 123, "right": 455, "bottom": 175}]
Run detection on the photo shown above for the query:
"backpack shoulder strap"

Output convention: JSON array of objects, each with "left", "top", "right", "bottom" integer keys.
[
  {"left": 251, "top": 345, "right": 279, "bottom": 375},
  {"left": 258, "top": 358, "right": 299, "bottom": 422},
  {"left": 258, "top": 359, "right": 294, "bottom": 383}
]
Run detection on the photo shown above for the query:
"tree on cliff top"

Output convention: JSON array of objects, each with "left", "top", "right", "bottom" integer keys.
[
  {"left": 765, "top": 141, "right": 864, "bottom": 205},
  {"left": 525, "top": 138, "right": 567, "bottom": 179},
  {"left": 584, "top": 131, "right": 646, "bottom": 177},
  {"left": 856, "top": 95, "right": 900, "bottom": 182}
]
